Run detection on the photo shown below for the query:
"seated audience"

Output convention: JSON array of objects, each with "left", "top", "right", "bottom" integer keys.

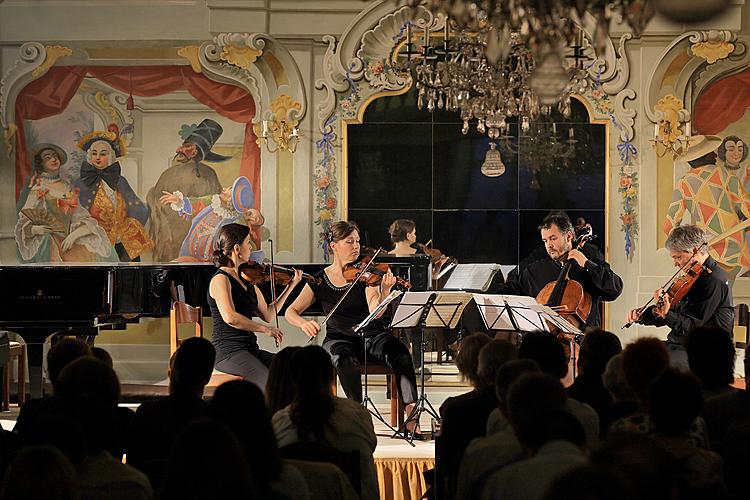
[
  {"left": 271, "top": 345, "right": 378, "bottom": 500},
  {"left": 685, "top": 325, "right": 736, "bottom": 399},
  {"left": 0, "top": 445, "right": 79, "bottom": 500},
  {"left": 542, "top": 464, "right": 636, "bottom": 500},
  {"left": 89, "top": 346, "right": 134, "bottom": 459},
  {"left": 266, "top": 346, "right": 302, "bottom": 415},
  {"left": 126, "top": 337, "right": 215, "bottom": 490},
  {"left": 211, "top": 379, "right": 309, "bottom": 500},
  {"left": 702, "top": 348, "right": 750, "bottom": 454},
  {"left": 599, "top": 353, "right": 638, "bottom": 435},
  {"left": 567, "top": 328, "right": 622, "bottom": 419}
]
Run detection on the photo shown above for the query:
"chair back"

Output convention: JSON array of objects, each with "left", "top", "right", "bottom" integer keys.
[
  {"left": 734, "top": 303, "right": 749, "bottom": 349},
  {"left": 169, "top": 301, "right": 203, "bottom": 356},
  {"left": 280, "top": 441, "right": 360, "bottom": 497},
  {"left": 0, "top": 331, "right": 9, "bottom": 366}
]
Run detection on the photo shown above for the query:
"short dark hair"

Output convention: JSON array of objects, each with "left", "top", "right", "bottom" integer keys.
[
  {"left": 388, "top": 219, "right": 416, "bottom": 243},
  {"left": 578, "top": 328, "right": 622, "bottom": 377},
  {"left": 621, "top": 338, "right": 669, "bottom": 401},
  {"left": 212, "top": 223, "right": 250, "bottom": 267},
  {"left": 170, "top": 337, "right": 216, "bottom": 396},
  {"left": 685, "top": 325, "right": 735, "bottom": 390},
  {"left": 47, "top": 338, "right": 92, "bottom": 391},
  {"left": 518, "top": 330, "right": 568, "bottom": 379},
  {"left": 538, "top": 212, "right": 574, "bottom": 234},
  {"left": 328, "top": 220, "right": 359, "bottom": 245},
  {"left": 456, "top": 332, "right": 492, "bottom": 387},
  {"left": 649, "top": 368, "right": 703, "bottom": 437},
  {"left": 717, "top": 135, "right": 748, "bottom": 164}
]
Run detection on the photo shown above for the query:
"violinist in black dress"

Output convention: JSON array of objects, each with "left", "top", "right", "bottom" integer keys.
[
  {"left": 285, "top": 220, "right": 420, "bottom": 433},
  {"left": 626, "top": 224, "right": 733, "bottom": 368}
]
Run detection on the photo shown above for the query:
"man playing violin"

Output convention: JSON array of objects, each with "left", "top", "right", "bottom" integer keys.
[
  {"left": 499, "top": 212, "right": 623, "bottom": 327},
  {"left": 626, "top": 225, "right": 734, "bottom": 368},
  {"left": 285, "top": 220, "right": 421, "bottom": 437}
]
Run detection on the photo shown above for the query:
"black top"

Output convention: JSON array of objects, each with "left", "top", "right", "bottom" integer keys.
[
  {"left": 309, "top": 269, "right": 387, "bottom": 339},
  {"left": 638, "top": 256, "right": 734, "bottom": 344},
  {"left": 497, "top": 254, "right": 623, "bottom": 327},
  {"left": 207, "top": 269, "right": 259, "bottom": 359}
]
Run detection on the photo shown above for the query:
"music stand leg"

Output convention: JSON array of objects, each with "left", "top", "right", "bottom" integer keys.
[{"left": 360, "top": 334, "right": 399, "bottom": 435}]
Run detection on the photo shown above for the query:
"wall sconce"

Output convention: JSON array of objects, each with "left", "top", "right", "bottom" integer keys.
[
  {"left": 652, "top": 119, "right": 691, "bottom": 159},
  {"left": 259, "top": 119, "right": 300, "bottom": 154}
]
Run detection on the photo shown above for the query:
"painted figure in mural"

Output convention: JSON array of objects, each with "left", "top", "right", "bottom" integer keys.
[
  {"left": 15, "top": 144, "right": 117, "bottom": 263},
  {"left": 74, "top": 127, "right": 153, "bottom": 262},
  {"left": 717, "top": 135, "right": 749, "bottom": 191},
  {"left": 146, "top": 119, "right": 227, "bottom": 262},
  {"left": 663, "top": 135, "right": 750, "bottom": 281},
  {"left": 159, "top": 176, "right": 265, "bottom": 262}
]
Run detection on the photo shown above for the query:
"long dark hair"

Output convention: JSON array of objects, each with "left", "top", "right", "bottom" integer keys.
[
  {"left": 266, "top": 346, "right": 302, "bottom": 415},
  {"left": 289, "top": 346, "right": 336, "bottom": 441},
  {"left": 212, "top": 223, "right": 250, "bottom": 267}
]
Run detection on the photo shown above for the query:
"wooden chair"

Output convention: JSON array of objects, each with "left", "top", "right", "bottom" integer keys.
[
  {"left": 331, "top": 362, "right": 405, "bottom": 428},
  {"left": 1, "top": 340, "right": 26, "bottom": 411},
  {"left": 734, "top": 303, "right": 749, "bottom": 349},
  {"left": 169, "top": 301, "right": 242, "bottom": 387}
]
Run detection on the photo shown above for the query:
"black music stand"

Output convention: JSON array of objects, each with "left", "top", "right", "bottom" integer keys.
[
  {"left": 389, "top": 291, "right": 470, "bottom": 443},
  {"left": 352, "top": 290, "right": 403, "bottom": 434},
  {"left": 472, "top": 294, "right": 549, "bottom": 342},
  {"left": 531, "top": 303, "right": 584, "bottom": 377}
]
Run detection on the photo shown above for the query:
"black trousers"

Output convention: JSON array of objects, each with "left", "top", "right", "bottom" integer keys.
[{"left": 323, "top": 331, "right": 418, "bottom": 405}]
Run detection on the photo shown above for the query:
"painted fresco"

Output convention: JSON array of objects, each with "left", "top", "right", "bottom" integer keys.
[{"left": 11, "top": 68, "right": 265, "bottom": 264}]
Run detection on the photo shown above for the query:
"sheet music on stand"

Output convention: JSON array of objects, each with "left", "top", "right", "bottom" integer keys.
[
  {"left": 529, "top": 303, "right": 583, "bottom": 336},
  {"left": 354, "top": 290, "right": 402, "bottom": 334},
  {"left": 472, "top": 294, "right": 547, "bottom": 332},
  {"left": 442, "top": 263, "right": 501, "bottom": 292},
  {"left": 391, "top": 291, "right": 474, "bottom": 329}
]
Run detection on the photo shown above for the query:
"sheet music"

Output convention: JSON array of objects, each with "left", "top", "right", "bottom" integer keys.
[
  {"left": 442, "top": 263, "right": 501, "bottom": 292},
  {"left": 473, "top": 294, "right": 547, "bottom": 332},
  {"left": 391, "top": 291, "right": 473, "bottom": 329},
  {"left": 354, "top": 290, "right": 402, "bottom": 333},
  {"left": 529, "top": 304, "right": 583, "bottom": 335}
]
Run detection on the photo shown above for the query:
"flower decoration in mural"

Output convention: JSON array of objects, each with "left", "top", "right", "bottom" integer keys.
[{"left": 314, "top": 115, "right": 339, "bottom": 260}]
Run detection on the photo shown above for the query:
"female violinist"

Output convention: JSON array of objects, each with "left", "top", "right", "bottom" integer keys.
[
  {"left": 285, "top": 221, "right": 421, "bottom": 436},
  {"left": 208, "top": 223, "right": 302, "bottom": 389},
  {"left": 626, "top": 225, "right": 734, "bottom": 369},
  {"left": 388, "top": 219, "right": 418, "bottom": 255}
]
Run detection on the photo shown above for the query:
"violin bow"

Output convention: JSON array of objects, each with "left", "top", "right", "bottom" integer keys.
[
  {"left": 269, "top": 239, "right": 280, "bottom": 348},
  {"left": 307, "top": 247, "right": 384, "bottom": 344}
]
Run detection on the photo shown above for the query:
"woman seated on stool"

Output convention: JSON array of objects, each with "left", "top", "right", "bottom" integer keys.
[
  {"left": 285, "top": 220, "right": 421, "bottom": 437},
  {"left": 208, "top": 223, "right": 302, "bottom": 390}
]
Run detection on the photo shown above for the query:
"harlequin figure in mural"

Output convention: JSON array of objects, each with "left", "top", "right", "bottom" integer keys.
[
  {"left": 717, "top": 135, "right": 750, "bottom": 192},
  {"left": 15, "top": 144, "right": 117, "bottom": 263},
  {"left": 159, "top": 176, "right": 265, "bottom": 262},
  {"left": 663, "top": 135, "right": 750, "bottom": 281},
  {"left": 146, "top": 119, "right": 227, "bottom": 262},
  {"left": 74, "top": 127, "right": 153, "bottom": 262}
]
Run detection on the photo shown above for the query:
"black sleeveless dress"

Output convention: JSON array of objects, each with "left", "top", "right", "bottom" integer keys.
[{"left": 207, "top": 269, "right": 259, "bottom": 361}]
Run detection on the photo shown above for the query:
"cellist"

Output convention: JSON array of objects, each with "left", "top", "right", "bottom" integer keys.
[
  {"left": 626, "top": 225, "right": 734, "bottom": 369},
  {"left": 498, "top": 212, "right": 623, "bottom": 328}
]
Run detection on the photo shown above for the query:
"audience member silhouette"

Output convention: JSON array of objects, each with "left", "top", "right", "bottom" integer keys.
[
  {"left": 56, "top": 357, "right": 152, "bottom": 500},
  {"left": 481, "top": 375, "right": 587, "bottom": 500},
  {"left": 211, "top": 379, "right": 309, "bottom": 500},
  {"left": 567, "top": 328, "right": 622, "bottom": 420},
  {"left": 160, "top": 419, "right": 258, "bottom": 500},
  {"left": 271, "top": 345, "right": 377, "bottom": 500},
  {"left": 0, "top": 445, "right": 80, "bottom": 500},
  {"left": 600, "top": 353, "right": 638, "bottom": 435},
  {"left": 648, "top": 368, "right": 726, "bottom": 499},
  {"left": 685, "top": 325, "right": 736, "bottom": 399},
  {"left": 266, "top": 346, "right": 302, "bottom": 415},
  {"left": 456, "top": 359, "right": 541, "bottom": 500},
  {"left": 437, "top": 336, "right": 514, "bottom": 499},
  {"left": 127, "top": 337, "right": 215, "bottom": 490},
  {"left": 703, "top": 348, "right": 750, "bottom": 455},
  {"left": 542, "top": 464, "right": 636, "bottom": 500}
]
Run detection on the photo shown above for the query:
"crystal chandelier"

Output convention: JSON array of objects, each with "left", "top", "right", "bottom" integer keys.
[{"left": 500, "top": 121, "right": 579, "bottom": 186}]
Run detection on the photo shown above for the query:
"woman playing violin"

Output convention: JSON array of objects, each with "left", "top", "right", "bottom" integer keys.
[
  {"left": 285, "top": 221, "right": 420, "bottom": 436},
  {"left": 626, "top": 225, "right": 733, "bottom": 369},
  {"left": 208, "top": 223, "right": 303, "bottom": 389},
  {"left": 388, "top": 219, "right": 418, "bottom": 255}
]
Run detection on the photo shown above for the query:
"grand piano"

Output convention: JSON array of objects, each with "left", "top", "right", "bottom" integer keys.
[{"left": 0, "top": 254, "right": 431, "bottom": 398}]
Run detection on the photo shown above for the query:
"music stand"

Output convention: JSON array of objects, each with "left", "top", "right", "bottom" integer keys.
[
  {"left": 529, "top": 303, "right": 584, "bottom": 378},
  {"left": 390, "top": 291, "right": 472, "bottom": 443},
  {"left": 471, "top": 294, "right": 549, "bottom": 343},
  {"left": 352, "top": 290, "right": 403, "bottom": 433}
]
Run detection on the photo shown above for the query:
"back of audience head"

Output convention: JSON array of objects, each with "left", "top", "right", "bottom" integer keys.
[
  {"left": 522, "top": 409, "right": 586, "bottom": 453},
  {"left": 289, "top": 345, "right": 336, "bottom": 441},
  {"left": 649, "top": 368, "right": 703, "bottom": 438},
  {"left": 602, "top": 353, "right": 636, "bottom": 403},
  {"left": 543, "top": 464, "right": 636, "bottom": 500},
  {"left": 591, "top": 432, "right": 677, "bottom": 500},
  {"left": 211, "top": 379, "right": 281, "bottom": 489},
  {"left": 507, "top": 373, "right": 568, "bottom": 449},
  {"left": 495, "top": 359, "right": 542, "bottom": 416},
  {"left": 578, "top": 328, "right": 622, "bottom": 377},
  {"left": 621, "top": 337, "right": 669, "bottom": 402},
  {"left": 476, "top": 339, "right": 518, "bottom": 389},
  {"left": 518, "top": 330, "right": 568, "bottom": 379},
  {"left": 266, "top": 345, "right": 302, "bottom": 415},
  {"left": 169, "top": 337, "right": 216, "bottom": 398},
  {"left": 161, "top": 419, "right": 258, "bottom": 500},
  {"left": 685, "top": 325, "right": 735, "bottom": 392},
  {"left": 455, "top": 332, "right": 491, "bottom": 388},
  {"left": 90, "top": 346, "right": 113, "bottom": 368},
  {"left": 0, "top": 445, "right": 79, "bottom": 500},
  {"left": 47, "top": 337, "right": 92, "bottom": 393}
]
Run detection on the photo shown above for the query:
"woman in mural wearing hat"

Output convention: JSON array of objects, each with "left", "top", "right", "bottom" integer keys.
[
  {"left": 159, "top": 175, "right": 266, "bottom": 262},
  {"left": 15, "top": 144, "right": 117, "bottom": 263},
  {"left": 663, "top": 134, "right": 750, "bottom": 281},
  {"left": 209, "top": 222, "right": 302, "bottom": 389},
  {"left": 74, "top": 127, "right": 153, "bottom": 261}
]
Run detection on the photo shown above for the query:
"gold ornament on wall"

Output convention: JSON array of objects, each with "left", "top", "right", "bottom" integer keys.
[
  {"left": 691, "top": 41, "right": 734, "bottom": 64},
  {"left": 255, "top": 94, "right": 302, "bottom": 154},
  {"left": 31, "top": 45, "right": 72, "bottom": 78},
  {"left": 177, "top": 45, "right": 202, "bottom": 73},
  {"left": 220, "top": 45, "right": 262, "bottom": 70},
  {"left": 652, "top": 94, "right": 691, "bottom": 158}
]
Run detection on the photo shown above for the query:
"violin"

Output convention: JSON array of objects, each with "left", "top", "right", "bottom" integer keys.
[
  {"left": 536, "top": 225, "right": 596, "bottom": 330},
  {"left": 413, "top": 240, "right": 458, "bottom": 286},
  {"left": 239, "top": 261, "right": 320, "bottom": 287},
  {"left": 343, "top": 255, "right": 412, "bottom": 290},
  {"left": 623, "top": 257, "right": 709, "bottom": 329}
]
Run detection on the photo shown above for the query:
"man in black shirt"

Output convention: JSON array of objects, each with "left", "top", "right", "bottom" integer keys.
[
  {"left": 499, "top": 213, "right": 623, "bottom": 328},
  {"left": 627, "top": 224, "right": 734, "bottom": 369}
]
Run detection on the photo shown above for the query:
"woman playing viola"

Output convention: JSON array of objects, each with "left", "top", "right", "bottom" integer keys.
[
  {"left": 208, "top": 223, "right": 302, "bottom": 389},
  {"left": 285, "top": 221, "right": 420, "bottom": 436}
]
